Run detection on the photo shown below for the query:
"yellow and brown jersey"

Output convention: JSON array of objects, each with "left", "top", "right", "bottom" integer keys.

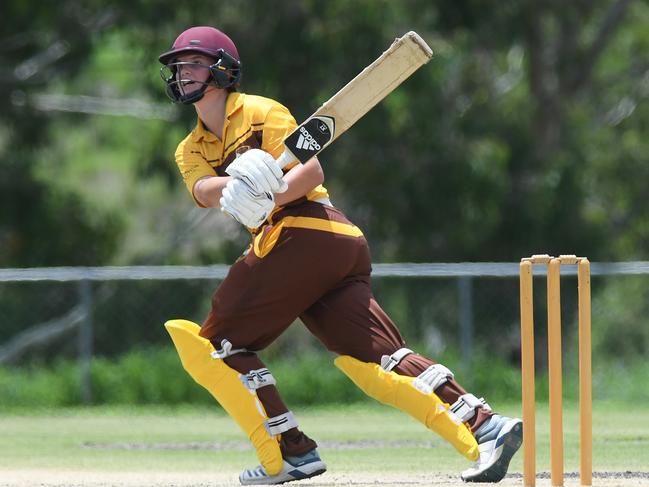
[{"left": 174, "top": 92, "right": 329, "bottom": 208}]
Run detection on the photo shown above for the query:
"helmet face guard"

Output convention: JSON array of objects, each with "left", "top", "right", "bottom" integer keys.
[{"left": 160, "top": 48, "right": 241, "bottom": 104}]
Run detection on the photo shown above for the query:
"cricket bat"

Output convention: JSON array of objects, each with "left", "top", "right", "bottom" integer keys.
[{"left": 276, "top": 31, "right": 433, "bottom": 169}]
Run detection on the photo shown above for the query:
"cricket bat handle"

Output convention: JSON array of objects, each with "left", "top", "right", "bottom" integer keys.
[{"left": 276, "top": 148, "right": 297, "bottom": 170}]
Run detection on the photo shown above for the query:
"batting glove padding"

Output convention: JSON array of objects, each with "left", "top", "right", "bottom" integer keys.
[
  {"left": 226, "top": 148, "right": 288, "bottom": 195},
  {"left": 220, "top": 178, "right": 276, "bottom": 229}
]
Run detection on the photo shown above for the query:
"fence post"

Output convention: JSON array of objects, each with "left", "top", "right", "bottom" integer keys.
[
  {"left": 458, "top": 276, "right": 474, "bottom": 365},
  {"left": 78, "top": 279, "right": 93, "bottom": 404}
]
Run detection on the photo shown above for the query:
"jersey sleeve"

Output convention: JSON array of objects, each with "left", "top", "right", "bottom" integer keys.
[
  {"left": 175, "top": 136, "right": 217, "bottom": 207},
  {"left": 261, "top": 103, "right": 300, "bottom": 169}
]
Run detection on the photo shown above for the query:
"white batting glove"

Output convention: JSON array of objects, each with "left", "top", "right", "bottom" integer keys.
[
  {"left": 225, "top": 149, "right": 288, "bottom": 195},
  {"left": 220, "top": 178, "right": 276, "bottom": 229}
]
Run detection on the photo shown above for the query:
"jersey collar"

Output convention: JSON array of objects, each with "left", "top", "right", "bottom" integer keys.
[{"left": 192, "top": 92, "right": 245, "bottom": 142}]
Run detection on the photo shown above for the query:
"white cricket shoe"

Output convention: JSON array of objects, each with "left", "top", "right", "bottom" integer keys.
[
  {"left": 239, "top": 449, "right": 326, "bottom": 485},
  {"left": 461, "top": 415, "right": 523, "bottom": 483}
]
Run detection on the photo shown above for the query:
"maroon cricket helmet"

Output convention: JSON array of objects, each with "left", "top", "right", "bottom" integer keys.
[
  {"left": 159, "top": 26, "right": 241, "bottom": 104},
  {"left": 158, "top": 26, "right": 240, "bottom": 65}
]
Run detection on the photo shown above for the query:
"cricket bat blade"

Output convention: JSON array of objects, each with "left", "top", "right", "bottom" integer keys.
[{"left": 277, "top": 31, "right": 433, "bottom": 168}]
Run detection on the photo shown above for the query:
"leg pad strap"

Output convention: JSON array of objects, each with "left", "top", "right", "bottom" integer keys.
[
  {"left": 240, "top": 368, "right": 277, "bottom": 390},
  {"left": 266, "top": 411, "right": 298, "bottom": 436},
  {"left": 413, "top": 363, "right": 454, "bottom": 393},
  {"left": 210, "top": 338, "right": 247, "bottom": 359},
  {"left": 450, "top": 393, "right": 491, "bottom": 423},
  {"left": 380, "top": 347, "right": 413, "bottom": 372}
]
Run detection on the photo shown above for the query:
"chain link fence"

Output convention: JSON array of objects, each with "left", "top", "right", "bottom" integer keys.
[{"left": 2, "top": 262, "right": 649, "bottom": 402}]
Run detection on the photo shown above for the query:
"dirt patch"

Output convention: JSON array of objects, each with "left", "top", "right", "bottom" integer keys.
[{"left": 1, "top": 470, "right": 648, "bottom": 487}]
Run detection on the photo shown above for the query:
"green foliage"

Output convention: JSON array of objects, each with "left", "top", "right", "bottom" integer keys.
[
  {"left": 0, "top": 348, "right": 363, "bottom": 408},
  {"left": 1, "top": 346, "right": 647, "bottom": 409},
  {"left": 0, "top": 359, "right": 79, "bottom": 407},
  {"left": 89, "top": 348, "right": 209, "bottom": 405},
  {"left": 269, "top": 354, "right": 366, "bottom": 405},
  {"left": 590, "top": 276, "right": 649, "bottom": 360},
  {"left": 0, "top": 158, "right": 123, "bottom": 266}
]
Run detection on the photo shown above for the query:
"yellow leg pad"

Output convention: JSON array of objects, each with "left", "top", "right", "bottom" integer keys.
[
  {"left": 164, "top": 319, "right": 283, "bottom": 475},
  {"left": 334, "top": 355, "right": 479, "bottom": 461}
]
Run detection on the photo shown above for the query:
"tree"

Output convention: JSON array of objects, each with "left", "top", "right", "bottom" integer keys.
[{"left": 1, "top": 3, "right": 122, "bottom": 266}]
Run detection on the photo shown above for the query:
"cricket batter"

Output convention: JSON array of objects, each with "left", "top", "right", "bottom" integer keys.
[{"left": 159, "top": 26, "right": 522, "bottom": 485}]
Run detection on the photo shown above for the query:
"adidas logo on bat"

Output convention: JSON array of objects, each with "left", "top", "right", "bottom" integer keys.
[{"left": 295, "top": 126, "right": 321, "bottom": 151}]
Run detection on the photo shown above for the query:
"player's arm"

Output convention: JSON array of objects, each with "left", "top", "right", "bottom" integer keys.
[
  {"left": 193, "top": 175, "right": 231, "bottom": 208},
  {"left": 175, "top": 137, "right": 232, "bottom": 209},
  {"left": 273, "top": 156, "right": 323, "bottom": 206}
]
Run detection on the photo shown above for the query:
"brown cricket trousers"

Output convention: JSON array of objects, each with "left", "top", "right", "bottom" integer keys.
[{"left": 200, "top": 201, "right": 492, "bottom": 456}]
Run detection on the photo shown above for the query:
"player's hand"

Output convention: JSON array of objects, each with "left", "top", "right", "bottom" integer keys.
[
  {"left": 225, "top": 149, "right": 288, "bottom": 195},
  {"left": 220, "top": 178, "right": 275, "bottom": 229}
]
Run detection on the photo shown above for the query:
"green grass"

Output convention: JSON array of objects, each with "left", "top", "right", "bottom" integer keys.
[{"left": 1, "top": 401, "right": 648, "bottom": 475}]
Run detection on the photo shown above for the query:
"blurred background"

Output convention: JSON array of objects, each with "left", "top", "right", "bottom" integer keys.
[{"left": 1, "top": 0, "right": 648, "bottom": 407}]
